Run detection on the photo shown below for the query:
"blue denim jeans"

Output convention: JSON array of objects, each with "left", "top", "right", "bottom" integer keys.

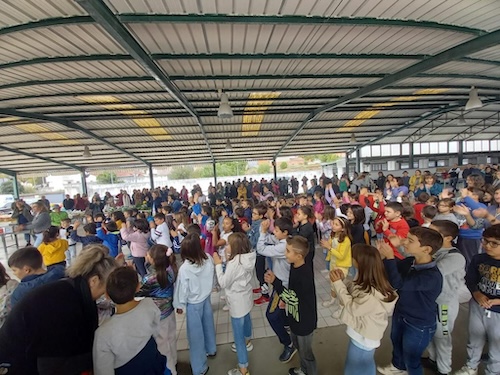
[
  {"left": 266, "top": 291, "right": 291, "bottom": 347},
  {"left": 391, "top": 312, "right": 437, "bottom": 375},
  {"left": 344, "top": 339, "right": 376, "bottom": 375},
  {"left": 231, "top": 313, "right": 252, "bottom": 368},
  {"left": 186, "top": 297, "right": 217, "bottom": 375}
]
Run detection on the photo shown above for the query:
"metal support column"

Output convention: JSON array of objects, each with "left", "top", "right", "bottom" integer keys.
[
  {"left": 12, "top": 174, "right": 19, "bottom": 199},
  {"left": 355, "top": 149, "right": 361, "bottom": 173},
  {"left": 81, "top": 169, "right": 88, "bottom": 196},
  {"left": 149, "top": 164, "right": 154, "bottom": 190},
  {"left": 458, "top": 140, "right": 464, "bottom": 166},
  {"left": 409, "top": 142, "right": 414, "bottom": 169},
  {"left": 272, "top": 159, "right": 277, "bottom": 181},
  {"left": 345, "top": 152, "right": 350, "bottom": 177},
  {"left": 213, "top": 162, "right": 217, "bottom": 186}
]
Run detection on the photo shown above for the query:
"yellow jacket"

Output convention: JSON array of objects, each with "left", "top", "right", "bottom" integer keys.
[
  {"left": 38, "top": 239, "right": 68, "bottom": 266},
  {"left": 326, "top": 236, "right": 352, "bottom": 268},
  {"left": 409, "top": 175, "right": 423, "bottom": 192}
]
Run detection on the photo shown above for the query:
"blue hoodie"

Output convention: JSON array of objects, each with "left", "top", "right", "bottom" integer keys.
[
  {"left": 11, "top": 265, "right": 66, "bottom": 307},
  {"left": 96, "top": 228, "right": 121, "bottom": 257},
  {"left": 70, "top": 231, "right": 103, "bottom": 246},
  {"left": 457, "top": 196, "right": 487, "bottom": 239}
]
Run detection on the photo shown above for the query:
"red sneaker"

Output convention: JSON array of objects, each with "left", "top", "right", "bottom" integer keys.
[
  {"left": 252, "top": 288, "right": 261, "bottom": 294},
  {"left": 254, "top": 295, "right": 270, "bottom": 306}
]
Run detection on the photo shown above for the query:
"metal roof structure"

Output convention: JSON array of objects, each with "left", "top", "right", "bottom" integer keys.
[{"left": 0, "top": 0, "right": 499, "bottom": 174}]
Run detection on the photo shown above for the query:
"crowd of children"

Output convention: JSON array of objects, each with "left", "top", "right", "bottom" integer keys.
[{"left": 1, "top": 168, "right": 500, "bottom": 374}]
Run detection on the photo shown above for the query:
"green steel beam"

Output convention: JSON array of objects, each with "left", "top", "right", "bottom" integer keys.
[
  {"left": 0, "top": 14, "right": 486, "bottom": 37},
  {"left": 15, "top": 97, "right": 462, "bottom": 113},
  {"left": 76, "top": 0, "right": 214, "bottom": 162},
  {"left": 1, "top": 73, "right": 500, "bottom": 93},
  {"left": 0, "top": 168, "right": 16, "bottom": 177},
  {"left": 274, "top": 28, "right": 500, "bottom": 158},
  {"left": 351, "top": 97, "right": 500, "bottom": 153},
  {"left": 0, "top": 144, "right": 82, "bottom": 171},
  {"left": 120, "top": 14, "right": 486, "bottom": 35},
  {"left": 2, "top": 54, "right": 500, "bottom": 72},
  {"left": 0, "top": 109, "right": 150, "bottom": 166},
  {"left": 1, "top": 84, "right": 497, "bottom": 105}
]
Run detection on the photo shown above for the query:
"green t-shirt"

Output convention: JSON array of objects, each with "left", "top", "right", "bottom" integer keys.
[{"left": 50, "top": 211, "right": 69, "bottom": 226}]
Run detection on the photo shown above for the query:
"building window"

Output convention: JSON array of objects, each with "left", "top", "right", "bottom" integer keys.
[
  {"left": 401, "top": 143, "right": 410, "bottom": 155},
  {"left": 428, "top": 160, "right": 436, "bottom": 167},
  {"left": 400, "top": 162, "right": 409, "bottom": 169},
  {"left": 449, "top": 141, "right": 458, "bottom": 153},
  {"left": 413, "top": 143, "right": 421, "bottom": 155},
  {"left": 391, "top": 144, "right": 400, "bottom": 156},
  {"left": 437, "top": 160, "right": 446, "bottom": 167},
  {"left": 372, "top": 145, "right": 381, "bottom": 157}
]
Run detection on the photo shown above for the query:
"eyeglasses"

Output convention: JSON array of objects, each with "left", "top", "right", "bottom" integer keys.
[{"left": 482, "top": 239, "right": 500, "bottom": 249}]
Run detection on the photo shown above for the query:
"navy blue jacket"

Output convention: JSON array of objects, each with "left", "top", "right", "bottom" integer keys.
[
  {"left": 115, "top": 337, "right": 169, "bottom": 375},
  {"left": 384, "top": 257, "right": 442, "bottom": 326}
]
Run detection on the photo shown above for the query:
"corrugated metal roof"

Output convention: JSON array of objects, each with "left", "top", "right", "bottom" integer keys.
[{"left": 0, "top": 0, "right": 499, "bottom": 172}]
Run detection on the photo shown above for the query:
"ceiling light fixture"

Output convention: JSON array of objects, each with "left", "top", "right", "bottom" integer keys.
[
  {"left": 350, "top": 133, "right": 357, "bottom": 143},
  {"left": 225, "top": 139, "right": 233, "bottom": 150},
  {"left": 457, "top": 110, "right": 466, "bottom": 126},
  {"left": 83, "top": 145, "right": 92, "bottom": 158},
  {"left": 217, "top": 89, "right": 233, "bottom": 118},
  {"left": 465, "top": 86, "right": 482, "bottom": 110}
]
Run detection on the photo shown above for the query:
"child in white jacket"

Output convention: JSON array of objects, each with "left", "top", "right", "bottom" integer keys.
[
  {"left": 214, "top": 232, "right": 256, "bottom": 375},
  {"left": 331, "top": 243, "right": 398, "bottom": 375},
  {"left": 173, "top": 233, "right": 215, "bottom": 375}
]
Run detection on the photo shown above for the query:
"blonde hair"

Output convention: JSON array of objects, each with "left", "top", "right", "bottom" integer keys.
[{"left": 66, "top": 244, "right": 117, "bottom": 282}]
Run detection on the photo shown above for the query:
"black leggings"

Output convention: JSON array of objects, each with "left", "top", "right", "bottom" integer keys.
[{"left": 255, "top": 254, "right": 268, "bottom": 296}]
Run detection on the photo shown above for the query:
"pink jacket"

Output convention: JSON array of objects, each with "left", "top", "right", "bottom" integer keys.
[{"left": 120, "top": 227, "right": 150, "bottom": 257}]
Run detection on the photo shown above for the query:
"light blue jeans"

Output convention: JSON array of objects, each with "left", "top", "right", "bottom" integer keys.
[
  {"left": 186, "top": 297, "right": 217, "bottom": 375},
  {"left": 344, "top": 338, "right": 376, "bottom": 375},
  {"left": 33, "top": 232, "right": 44, "bottom": 248},
  {"left": 231, "top": 313, "right": 252, "bottom": 368}
]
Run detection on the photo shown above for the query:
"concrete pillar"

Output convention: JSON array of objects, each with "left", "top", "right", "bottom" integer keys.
[
  {"left": 345, "top": 152, "right": 350, "bottom": 177},
  {"left": 213, "top": 162, "right": 217, "bottom": 186},
  {"left": 81, "top": 169, "right": 88, "bottom": 196},
  {"left": 458, "top": 141, "right": 464, "bottom": 165},
  {"left": 409, "top": 142, "right": 414, "bottom": 169},
  {"left": 272, "top": 159, "right": 277, "bottom": 181},
  {"left": 148, "top": 164, "right": 154, "bottom": 190},
  {"left": 356, "top": 149, "right": 361, "bottom": 173}
]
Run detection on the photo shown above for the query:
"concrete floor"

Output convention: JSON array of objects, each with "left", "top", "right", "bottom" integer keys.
[
  {"left": 176, "top": 302, "right": 481, "bottom": 375},
  {"left": 0, "top": 231, "right": 486, "bottom": 375}
]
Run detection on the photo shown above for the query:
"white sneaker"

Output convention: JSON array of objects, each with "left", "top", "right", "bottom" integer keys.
[
  {"left": 322, "top": 298, "right": 335, "bottom": 307},
  {"left": 231, "top": 341, "right": 253, "bottom": 352},
  {"left": 376, "top": 363, "right": 408, "bottom": 375},
  {"left": 453, "top": 365, "right": 478, "bottom": 375},
  {"left": 227, "top": 369, "right": 249, "bottom": 375}
]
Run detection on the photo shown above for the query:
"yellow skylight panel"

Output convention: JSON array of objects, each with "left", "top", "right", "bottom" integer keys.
[
  {"left": 16, "top": 123, "right": 79, "bottom": 145},
  {"left": 338, "top": 88, "right": 449, "bottom": 132},
  {"left": 78, "top": 96, "right": 171, "bottom": 140},
  {"left": 242, "top": 92, "right": 281, "bottom": 136}
]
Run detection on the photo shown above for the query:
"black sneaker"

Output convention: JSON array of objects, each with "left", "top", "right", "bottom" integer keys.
[
  {"left": 289, "top": 368, "right": 307, "bottom": 375},
  {"left": 421, "top": 357, "right": 437, "bottom": 371},
  {"left": 279, "top": 345, "right": 297, "bottom": 363}
]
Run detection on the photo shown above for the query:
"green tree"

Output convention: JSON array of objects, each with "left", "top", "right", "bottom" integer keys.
[
  {"left": 96, "top": 172, "right": 119, "bottom": 184},
  {"left": 316, "top": 154, "right": 340, "bottom": 163},
  {"left": 0, "top": 180, "right": 24, "bottom": 194},
  {"left": 168, "top": 166, "right": 194, "bottom": 180},
  {"left": 279, "top": 161, "right": 288, "bottom": 170},
  {"left": 257, "top": 163, "right": 271, "bottom": 174}
]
